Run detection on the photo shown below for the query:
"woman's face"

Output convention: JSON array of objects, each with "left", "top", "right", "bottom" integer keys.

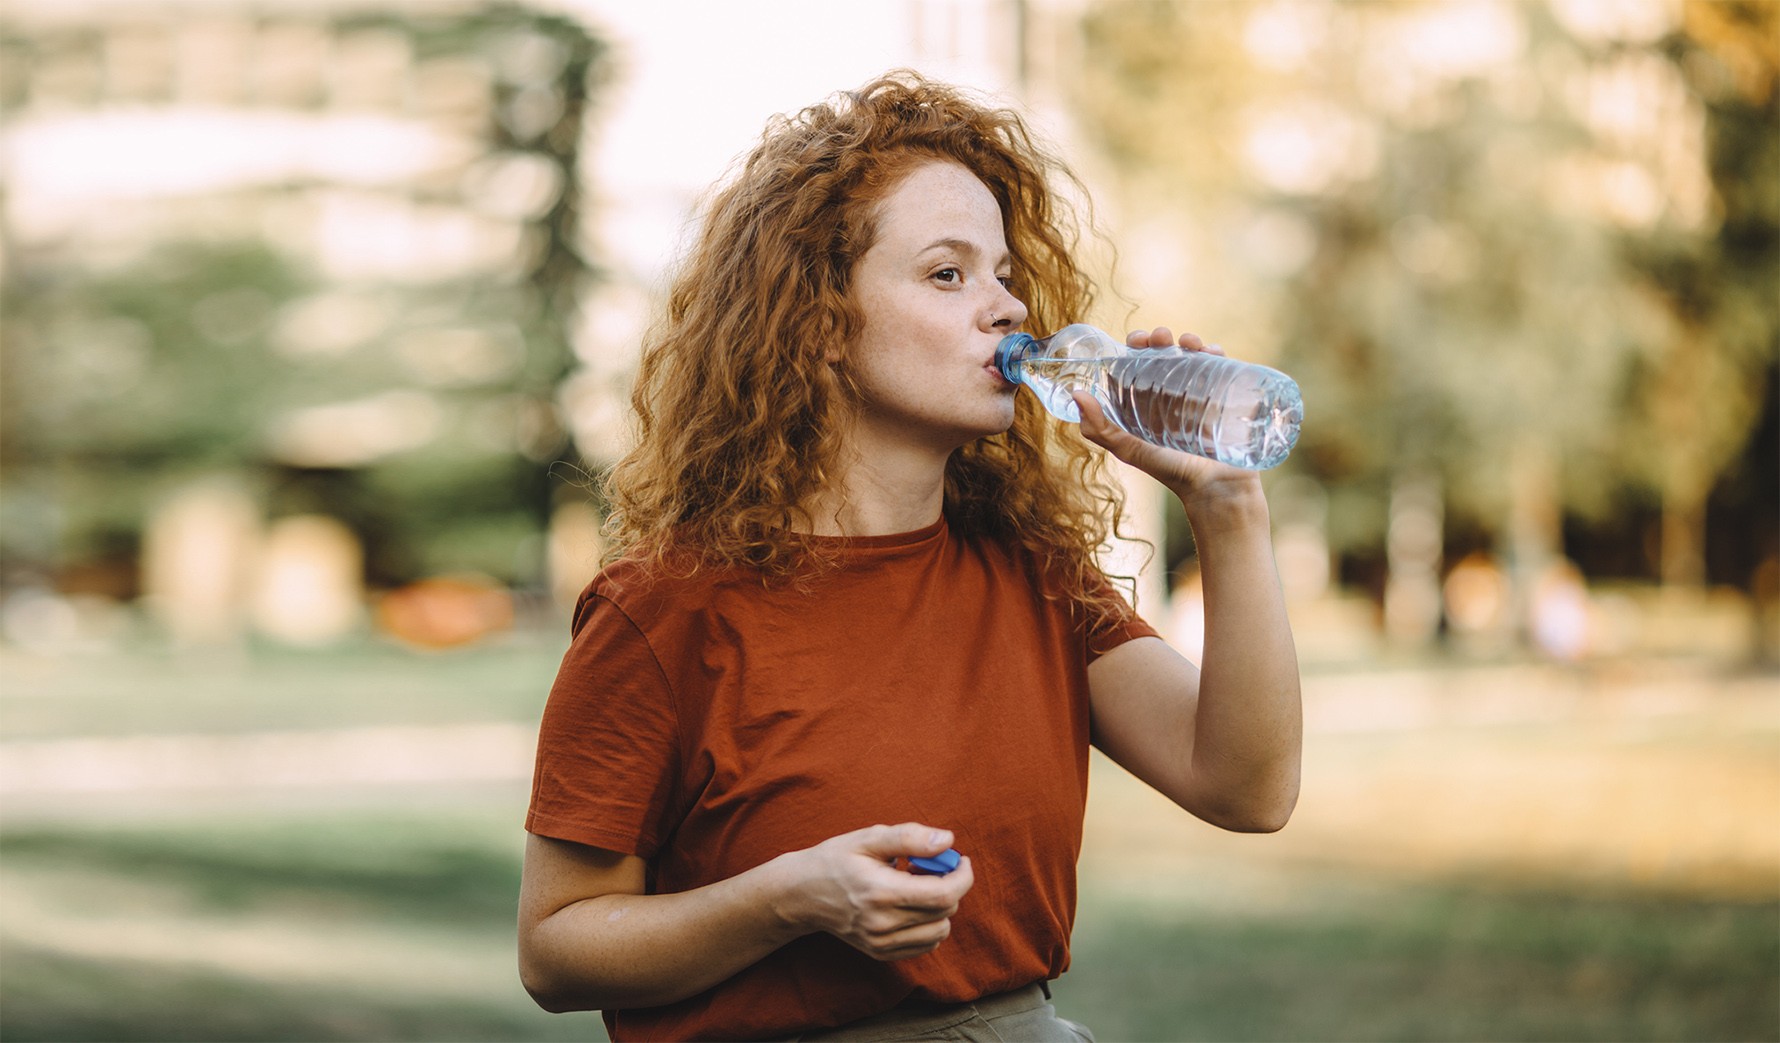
[{"left": 845, "top": 159, "right": 1030, "bottom": 457}]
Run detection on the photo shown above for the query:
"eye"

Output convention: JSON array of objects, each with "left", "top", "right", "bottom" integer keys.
[
  {"left": 997, "top": 275, "right": 1013, "bottom": 289},
  {"left": 932, "top": 267, "right": 961, "bottom": 285}
]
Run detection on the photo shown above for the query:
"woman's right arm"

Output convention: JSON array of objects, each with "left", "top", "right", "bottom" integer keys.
[{"left": 517, "top": 822, "right": 974, "bottom": 1013}]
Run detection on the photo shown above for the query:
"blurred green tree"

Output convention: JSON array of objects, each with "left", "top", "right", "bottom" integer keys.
[
  {"left": 1623, "top": 0, "right": 1779, "bottom": 589},
  {"left": 1067, "top": 0, "right": 1774, "bottom": 621},
  {"left": 0, "top": 6, "right": 604, "bottom": 594}
]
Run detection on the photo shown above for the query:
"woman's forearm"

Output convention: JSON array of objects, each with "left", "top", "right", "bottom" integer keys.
[
  {"left": 519, "top": 824, "right": 972, "bottom": 1013},
  {"left": 521, "top": 851, "right": 807, "bottom": 1012},
  {"left": 1186, "top": 493, "right": 1303, "bottom": 830}
]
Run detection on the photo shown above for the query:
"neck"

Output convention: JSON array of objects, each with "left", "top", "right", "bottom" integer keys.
[{"left": 798, "top": 432, "right": 951, "bottom": 538}]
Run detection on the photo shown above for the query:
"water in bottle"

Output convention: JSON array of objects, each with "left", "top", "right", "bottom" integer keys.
[{"left": 995, "top": 324, "right": 1303, "bottom": 470}]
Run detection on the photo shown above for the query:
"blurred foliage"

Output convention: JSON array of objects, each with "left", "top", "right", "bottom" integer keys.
[
  {"left": 0, "top": 5, "right": 603, "bottom": 589},
  {"left": 4, "top": 242, "right": 305, "bottom": 465},
  {"left": 1071, "top": 0, "right": 1777, "bottom": 588},
  {"left": 1628, "top": 0, "right": 1780, "bottom": 583}
]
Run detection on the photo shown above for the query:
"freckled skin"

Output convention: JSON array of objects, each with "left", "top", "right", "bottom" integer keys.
[{"left": 845, "top": 160, "right": 1029, "bottom": 460}]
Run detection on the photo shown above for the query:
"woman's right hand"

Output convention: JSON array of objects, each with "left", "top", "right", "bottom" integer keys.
[{"left": 772, "top": 822, "right": 974, "bottom": 961}]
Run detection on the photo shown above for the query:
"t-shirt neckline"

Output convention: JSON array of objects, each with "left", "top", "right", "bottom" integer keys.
[{"left": 798, "top": 514, "right": 948, "bottom": 554}]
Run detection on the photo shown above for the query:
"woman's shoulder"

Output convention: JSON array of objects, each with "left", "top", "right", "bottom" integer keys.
[
  {"left": 576, "top": 546, "right": 757, "bottom": 625},
  {"left": 585, "top": 550, "right": 702, "bottom": 603},
  {"left": 960, "top": 527, "right": 1140, "bottom": 628}
]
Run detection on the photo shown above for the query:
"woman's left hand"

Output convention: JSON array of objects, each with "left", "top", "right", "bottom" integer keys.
[{"left": 1070, "top": 326, "right": 1265, "bottom": 515}]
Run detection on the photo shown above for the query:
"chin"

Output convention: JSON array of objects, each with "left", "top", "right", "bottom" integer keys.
[{"left": 977, "top": 406, "right": 1019, "bottom": 440}]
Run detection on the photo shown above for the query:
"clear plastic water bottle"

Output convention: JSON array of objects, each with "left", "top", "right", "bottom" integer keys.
[{"left": 995, "top": 324, "right": 1303, "bottom": 470}]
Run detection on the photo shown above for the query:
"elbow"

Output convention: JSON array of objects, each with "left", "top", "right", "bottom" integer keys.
[
  {"left": 521, "top": 981, "right": 572, "bottom": 1015},
  {"left": 1234, "top": 781, "right": 1299, "bottom": 833},
  {"left": 522, "top": 972, "right": 597, "bottom": 1015},
  {"left": 519, "top": 967, "right": 575, "bottom": 1014},
  {"left": 1225, "top": 802, "right": 1294, "bottom": 834},
  {"left": 518, "top": 945, "right": 599, "bottom": 1014},
  {"left": 1188, "top": 778, "right": 1299, "bottom": 834},
  {"left": 1246, "top": 777, "right": 1301, "bottom": 832},
  {"left": 526, "top": 990, "right": 574, "bottom": 1016}
]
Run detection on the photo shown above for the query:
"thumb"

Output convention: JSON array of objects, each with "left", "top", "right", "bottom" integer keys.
[
  {"left": 856, "top": 822, "right": 952, "bottom": 860},
  {"left": 1072, "top": 391, "right": 1144, "bottom": 457},
  {"left": 1071, "top": 391, "right": 1113, "bottom": 440}
]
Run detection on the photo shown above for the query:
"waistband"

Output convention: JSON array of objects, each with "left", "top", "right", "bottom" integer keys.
[{"left": 792, "top": 983, "right": 1050, "bottom": 1041}]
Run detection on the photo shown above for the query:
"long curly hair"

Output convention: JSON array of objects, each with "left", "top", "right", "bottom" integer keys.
[{"left": 600, "top": 71, "right": 1131, "bottom": 618}]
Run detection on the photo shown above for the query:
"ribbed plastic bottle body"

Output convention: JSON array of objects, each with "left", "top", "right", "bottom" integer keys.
[
  {"left": 996, "top": 324, "right": 1303, "bottom": 470},
  {"left": 1104, "top": 348, "right": 1303, "bottom": 469}
]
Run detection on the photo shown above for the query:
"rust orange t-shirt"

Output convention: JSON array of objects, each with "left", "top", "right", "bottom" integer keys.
[{"left": 526, "top": 516, "right": 1156, "bottom": 1041}]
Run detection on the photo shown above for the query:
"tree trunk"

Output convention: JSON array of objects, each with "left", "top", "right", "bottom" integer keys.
[
  {"left": 1385, "top": 469, "right": 1443, "bottom": 648},
  {"left": 1504, "top": 439, "right": 1563, "bottom": 645},
  {"left": 1660, "top": 472, "right": 1710, "bottom": 590}
]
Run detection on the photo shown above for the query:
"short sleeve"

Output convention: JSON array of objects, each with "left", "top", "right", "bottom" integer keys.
[
  {"left": 525, "top": 591, "right": 681, "bottom": 858},
  {"left": 1083, "top": 573, "right": 1160, "bottom": 663}
]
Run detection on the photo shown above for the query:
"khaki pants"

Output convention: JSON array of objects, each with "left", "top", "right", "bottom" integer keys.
[{"left": 787, "top": 983, "right": 1095, "bottom": 1042}]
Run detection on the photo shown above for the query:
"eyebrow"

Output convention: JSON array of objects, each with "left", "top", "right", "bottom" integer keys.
[{"left": 918, "top": 237, "right": 1012, "bottom": 268}]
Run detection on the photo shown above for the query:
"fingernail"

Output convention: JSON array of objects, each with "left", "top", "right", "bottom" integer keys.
[{"left": 929, "top": 830, "right": 947, "bottom": 846}]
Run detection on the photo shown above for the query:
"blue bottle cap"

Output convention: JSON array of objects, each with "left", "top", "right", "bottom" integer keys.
[{"left": 908, "top": 848, "right": 962, "bottom": 875}]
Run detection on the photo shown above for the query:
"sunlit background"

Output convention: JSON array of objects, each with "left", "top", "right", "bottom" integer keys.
[{"left": 1, "top": 1, "right": 1775, "bottom": 1040}]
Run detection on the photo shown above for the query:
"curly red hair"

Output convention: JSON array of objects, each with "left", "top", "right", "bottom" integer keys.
[{"left": 600, "top": 71, "right": 1131, "bottom": 618}]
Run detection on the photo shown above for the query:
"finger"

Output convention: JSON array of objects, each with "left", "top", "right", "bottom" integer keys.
[
  {"left": 942, "top": 855, "right": 973, "bottom": 898},
  {"left": 1073, "top": 393, "right": 1142, "bottom": 455},
  {"left": 1149, "top": 325, "right": 1174, "bottom": 348},
  {"left": 1126, "top": 329, "right": 1146, "bottom": 347},
  {"left": 950, "top": 855, "right": 973, "bottom": 888},
  {"left": 1071, "top": 391, "right": 1184, "bottom": 475},
  {"left": 1072, "top": 391, "right": 1111, "bottom": 437},
  {"left": 901, "top": 855, "right": 973, "bottom": 907},
  {"left": 883, "top": 857, "right": 972, "bottom": 920},
  {"left": 864, "top": 917, "right": 954, "bottom": 961},
  {"left": 859, "top": 903, "right": 947, "bottom": 935},
  {"left": 1179, "top": 330, "right": 1207, "bottom": 351},
  {"left": 886, "top": 882, "right": 962, "bottom": 914},
  {"left": 855, "top": 822, "right": 952, "bottom": 861}
]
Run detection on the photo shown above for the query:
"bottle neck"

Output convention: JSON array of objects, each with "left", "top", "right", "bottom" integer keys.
[{"left": 994, "top": 332, "right": 1040, "bottom": 384}]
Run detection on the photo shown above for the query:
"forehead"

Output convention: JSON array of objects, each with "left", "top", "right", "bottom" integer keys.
[{"left": 871, "top": 160, "right": 1005, "bottom": 246}]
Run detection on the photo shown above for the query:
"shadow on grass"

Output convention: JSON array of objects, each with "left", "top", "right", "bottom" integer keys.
[
  {"left": 0, "top": 820, "right": 519, "bottom": 927},
  {"left": 0, "top": 941, "right": 597, "bottom": 1043}
]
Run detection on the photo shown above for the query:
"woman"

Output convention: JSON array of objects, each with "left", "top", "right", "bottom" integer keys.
[{"left": 518, "top": 72, "right": 1301, "bottom": 1041}]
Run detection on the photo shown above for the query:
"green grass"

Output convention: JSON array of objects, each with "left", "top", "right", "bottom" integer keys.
[
  {"left": 0, "top": 636, "right": 565, "bottom": 740},
  {"left": 3, "top": 805, "right": 1775, "bottom": 1043},
  {"left": 1065, "top": 880, "right": 1778, "bottom": 1041},
  {"left": 0, "top": 946, "right": 586, "bottom": 1043}
]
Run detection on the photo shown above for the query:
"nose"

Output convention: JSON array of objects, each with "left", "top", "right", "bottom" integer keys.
[{"left": 985, "top": 284, "right": 1029, "bottom": 332}]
